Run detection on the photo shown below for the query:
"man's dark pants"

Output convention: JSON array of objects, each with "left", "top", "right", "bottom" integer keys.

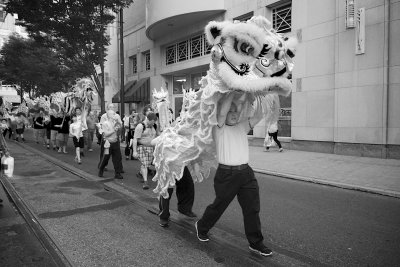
[
  {"left": 98, "top": 139, "right": 123, "bottom": 174},
  {"left": 159, "top": 166, "right": 195, "bottom": 220},
  {"left": 197, "top": 165, "right": 264, "bottom": 246}
]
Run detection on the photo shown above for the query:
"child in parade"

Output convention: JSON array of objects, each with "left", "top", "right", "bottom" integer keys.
[
  {"left": 0, "top": 119, "right": 9, "bottom": 137},
  {"left": 33, "top": 109, "right": 45, "bottom": 145},
  {"left": 43, "top": 114, "right": 51, "bottom": 149},
  {"left": 69, "top": 107, "right": 87, "bottom": 164},
  {"left": 15, "top": 114, "right": 27, "bottom": 142}
]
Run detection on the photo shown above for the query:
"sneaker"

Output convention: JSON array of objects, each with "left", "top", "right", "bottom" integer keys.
[
  {"left": 88, "top": 149, "right": 93, "bottom": 152},
  {"left": 195, "top": 221, "right": 209, "bottom": 242},
  {"left": 78, "top": 160, "right": 82, "bottom": 165},
  {"left": 279, "top": 148, "right": 283, "bottom": 152},
  {"left": 126, "top": 156, "right": 130, "bottom": 160},
  {"left": 47, "top": 145, "right": 50, "bottom": 149},
  {"left": 249, "top": 244, "right": 273, "bottom": 257},
  {"left": 142, "top": 182, "right": 149, "bottom": 190},
  {"left": 63, "top": 151, "right": 68, "bottom": 154},
  {"left": 159, "top": 218, "right": 169, "bottom": 227},
  {"left": 98, "top": 170, "right": 104, "bottom": 177},
  {"left": 114, "top": 173, "right": 123, "bottom": 179}
]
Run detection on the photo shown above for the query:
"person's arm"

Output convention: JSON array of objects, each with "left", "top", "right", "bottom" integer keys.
[
  {"left": 217, "top": 93, "right": 235, "bottom": 127},
  {"left": 246, "top": 96, "right": 265, "bottom": 132}
]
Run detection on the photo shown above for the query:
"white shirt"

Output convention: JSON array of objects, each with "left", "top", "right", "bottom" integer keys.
[{"left": 214, "top": 120, "right": 250, "bottom": 165}]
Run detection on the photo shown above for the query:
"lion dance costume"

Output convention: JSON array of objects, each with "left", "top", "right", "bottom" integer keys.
[{"left": 152, "top": 16, "right": 297, "bottom": 198}]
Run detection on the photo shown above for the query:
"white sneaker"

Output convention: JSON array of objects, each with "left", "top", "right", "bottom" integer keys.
[{"left": 279, "top": 148, "right": 283, "bottom": 152}]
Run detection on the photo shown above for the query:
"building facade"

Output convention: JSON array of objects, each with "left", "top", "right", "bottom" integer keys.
[{"left": 107, "top": 0, "right": 400, "bottom": 159}]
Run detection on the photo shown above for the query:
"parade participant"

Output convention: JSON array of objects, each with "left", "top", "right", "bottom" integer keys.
[
  {"left": 158, "top": 166, "right": 197, "bottom": 227},
  {"left": 0, "top": 119, "right": 9, "bottom": 137},
  {"left": 98, "top": 108, "right": 123, "bottom": 179},
  {"left": 50, "top": 112, "right": 63, "bottom": 150},
  {"left": 43, "top": 114, "right": 51, "bottom": 149},
  {"left": 55, "top": 110, "right": 70, "bottom": 154},
  {"left": 86, "top": 111, "right": 98, "bottom": 152},
  {"left": 132, "top": 112, "right": 157, "bottom": 189},
  {"left": 123, "top": 109, "right": 138, "bottom": 160},
  {"left": 195, "top": 93, "right": 273, "bottom": 257},
  {"left": 15, "top": 114, "right": 27, "bottom": 142},
  {"left": 33, "top": 109, "right": 45, "bottom": 145},
  {"left": 69, "top": 107, "right": 87, "bottom": 164}
]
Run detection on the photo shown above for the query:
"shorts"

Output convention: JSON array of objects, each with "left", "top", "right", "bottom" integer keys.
[
  {"left": 137, "top": 146, "right": 154, "bottom": 168},
  {"left": 56, "top": 133, "right": 69, "bottom": 143},
  {"left": 50, "top": 130, "right": 58, "bottom": 142},
  {"left": 16, "top": 128, "right": 24, "bottom": 135},
  {"left": 72, "top": 136, "right": 84, "bottom": 148}
]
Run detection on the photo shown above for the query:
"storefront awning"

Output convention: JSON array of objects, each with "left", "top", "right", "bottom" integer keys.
[{"left": 112, "top": 78, "right": 150, "bottom": 103}]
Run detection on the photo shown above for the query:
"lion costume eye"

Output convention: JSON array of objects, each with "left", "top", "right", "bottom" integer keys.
[
  {"left": 238, "top": 42, "right": 254, "bottom": 55},
  {"left": 260, "top": 59, "right": 270, "bottom": 67}
]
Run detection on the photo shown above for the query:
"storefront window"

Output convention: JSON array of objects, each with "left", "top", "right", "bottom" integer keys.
[
  {"left": 173, "top": 76, "right": 188, "bottom": 94},
  {"left": 191, "top": 72, "right": 207, "bottom": 91}
]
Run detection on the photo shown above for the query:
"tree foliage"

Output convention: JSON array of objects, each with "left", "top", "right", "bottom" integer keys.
[
  {"left": 5, "top": 0, "right": 133, "bottom": 112},
  {"left": 0, "top": 34, "right": 75, "bottom": 99}
]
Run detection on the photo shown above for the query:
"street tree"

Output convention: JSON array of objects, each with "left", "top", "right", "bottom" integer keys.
[
  {"left": 6, "top": 0, "right": 133, "bottom": 113},
  {"left": 0, "top": 34, "right": 71, "bottom": 100}
]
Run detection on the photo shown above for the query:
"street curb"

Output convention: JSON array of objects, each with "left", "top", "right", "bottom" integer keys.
[{"left": 252, "top": 168, "right": 400, "bottom": 199}]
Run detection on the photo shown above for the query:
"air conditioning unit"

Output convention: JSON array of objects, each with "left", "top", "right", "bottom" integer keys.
[{"left": 345, "top": 0, "right": 355, "bottom": 29}]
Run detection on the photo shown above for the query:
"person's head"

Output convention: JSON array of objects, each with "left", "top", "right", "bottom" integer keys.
[
  {"left": 71, "top": 114, "right": 78, "bottom": 123},
  {"left": 225, "top": 102, "right": 240, "bottom": 126},
  {"left": 106, "top": 109, "right": 116, "bottom": 119},
  {"left": 107, "top": 103, "right": 116, "bottom": 111},
  {"left": 75, "top": 107, "right": 82, "bottom": 115},
  {"left": 145, "top": 112, "right": 157, "bottom": 127},
  {"left": 39, "top": 108, "right": 44, "bottom": 115},
  {"left": 1, "top": 119, "right": 7, "bottom": 124},
  {"left": 130, "top": 109, "right": 137, "bottom": 116},
  {"left": 143, "top": 104, "right": 153, "bottom": 116},
  {"left": 89, "top": 111, "right": 94, "bottom": 117}
]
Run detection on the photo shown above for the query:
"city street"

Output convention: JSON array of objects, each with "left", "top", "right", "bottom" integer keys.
[{"left": 1, "top": 130, "right": 399, "bottom": 266}]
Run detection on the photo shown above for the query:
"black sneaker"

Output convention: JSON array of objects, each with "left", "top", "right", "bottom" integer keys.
[
  {"left": 159, "top": 218, "right": 169, "bottom": 227},
  {"left": 114, "top": 173, "right": 123, "bottom": 179},
  {"left": 249, "top": 244, "right": 273, "bottom": 257},
  {"left": 195, "top": 221, "right": 209, "bottom": 242}
]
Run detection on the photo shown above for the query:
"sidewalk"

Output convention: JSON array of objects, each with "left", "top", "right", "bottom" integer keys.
[{"left": 249, "top": 146, "right": 400, "bottom": 198}]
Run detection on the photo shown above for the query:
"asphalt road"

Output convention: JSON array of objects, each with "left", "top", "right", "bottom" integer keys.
[{"left": 6, "top": 132, "right": 400, "bottom": 266}]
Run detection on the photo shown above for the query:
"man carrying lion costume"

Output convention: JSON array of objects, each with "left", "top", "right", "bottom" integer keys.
[{"left": 151, "top": 15, "right": 296, "bottom": 256}]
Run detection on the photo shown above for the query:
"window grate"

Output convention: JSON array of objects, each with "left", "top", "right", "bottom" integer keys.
[
  {"left": 130, "top": 55, "right": 137, "bottom": 74},
  {"left": 272, "top": 2, "right": 292, "bottom": 33},
  {"left": 144, "top": 51, "right": 150, "bottom": 71},
  {"left": 165, "top": 33, "right": 212, "bottom": 65}
]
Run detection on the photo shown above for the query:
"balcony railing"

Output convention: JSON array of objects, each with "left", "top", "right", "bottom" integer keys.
[{"left": 166, "top": 34, "right": 212, "bottom": 65}]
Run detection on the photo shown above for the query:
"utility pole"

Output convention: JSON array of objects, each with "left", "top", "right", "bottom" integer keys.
[{"left": 119, "top": 8, "right": 125, "bottom": 117}]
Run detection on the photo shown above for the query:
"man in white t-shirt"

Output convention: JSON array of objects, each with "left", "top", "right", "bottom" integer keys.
[{"left": 195, "top": 92, "right": 273, "bottom": 257}]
